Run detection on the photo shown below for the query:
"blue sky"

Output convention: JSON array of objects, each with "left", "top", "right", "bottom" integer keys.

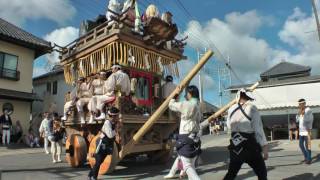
[{"left": 1, "top": 0, "right": 319, "bottom": 107}]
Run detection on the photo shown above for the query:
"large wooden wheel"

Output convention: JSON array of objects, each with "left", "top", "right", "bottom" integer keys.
[
  {"left": 65, "top": 134, "right": 88, "bottom": 167},
  {"left": 88, "top": 135, "right": 119, "bottom": 175}
]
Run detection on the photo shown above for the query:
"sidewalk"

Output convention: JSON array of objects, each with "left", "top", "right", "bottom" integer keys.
[{"left": 0, "top": 144, "right": 44, "bottom": 157}]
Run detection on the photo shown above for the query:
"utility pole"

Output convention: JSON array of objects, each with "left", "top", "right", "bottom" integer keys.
[
  {"left": 218, "top": 67, "right": 222, "bottom": 107},
  {"left": 311, "top": 0, "right": 320, "bottom": 41},
  {"left": 197, "top": 49, "right": 204, "bottom": 103},
  {"left": 227, "top": 55, "right": 232, "bottom": 86}
]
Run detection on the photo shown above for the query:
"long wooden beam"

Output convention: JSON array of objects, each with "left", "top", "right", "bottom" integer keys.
[
  {"left": 206, "top": 82, "right": 259, "bottom": 123},
  {"left": 119, "top": 50, "right": 214, "bottom": 159}
]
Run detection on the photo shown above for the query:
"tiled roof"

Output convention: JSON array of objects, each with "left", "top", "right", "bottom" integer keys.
[
  {"left": 200, "top": 101, "right": 219, "bottom": 113},
  {"left": 260, "top": 62, "right": 311, "bottom": 79},
  {"left": 33, "top": 65, "right": 64, "bottom": 81},
  {"left": 0, "top": 88, "right": 41, "bottom": 102},
  {"left": 227, "top": 75, "right": 320, "bottom": 90},
  {"left": 0, "top": 18, "right": 51, "bottom": 57}
]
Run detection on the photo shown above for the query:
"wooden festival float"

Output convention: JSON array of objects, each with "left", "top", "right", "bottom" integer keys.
[{"left": 59, "top": 1, "right": 212, "bottom": 174}]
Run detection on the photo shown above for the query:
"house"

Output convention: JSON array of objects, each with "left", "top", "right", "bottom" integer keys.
[
  {"left": 227, "top": 62, "right": 320, "bottom": 139},
  {"left": 0, "top": 18, "right": 51, "bottom": 134},
  {"left": 32, "top": 65, "right": 72, "bottom": 116}
]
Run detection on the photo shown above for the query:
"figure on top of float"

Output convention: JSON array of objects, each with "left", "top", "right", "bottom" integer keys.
[
  {"left": 96, "top": 63, "right": 130, "bottom": 120},
  {"left": 88, "top": 71, "right": 107, "bottom": 123},
  {"left": 76, "top": 77, "right": 92, "bottom": 124}
]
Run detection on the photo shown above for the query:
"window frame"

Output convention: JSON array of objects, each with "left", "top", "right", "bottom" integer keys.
[
  {"left": 0, "top": 51, "right": 20, "bottom": 81},
  {"left": 52, "top": 81, "right": 58, "bottom": 95},
  {"left": 0, "top": 51, "right": 19, "bottom": 71},
  {"left": 46, "top": 82, "right": 52, "bottom": 93}
]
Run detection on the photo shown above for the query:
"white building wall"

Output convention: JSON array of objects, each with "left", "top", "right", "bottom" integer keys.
[
  {"left": 32, "top": 73, "right": 72, "bottom": 116},
  {"left": 251, "top": 82, "right": 320, "bottom": 110}
]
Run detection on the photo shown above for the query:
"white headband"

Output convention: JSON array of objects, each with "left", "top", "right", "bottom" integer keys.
[
  {"left": 108, "top": 110, "right": 119, "bottom": 116},
  {"left": 111, "top": 65, "right": 121, "bottom": 69}
]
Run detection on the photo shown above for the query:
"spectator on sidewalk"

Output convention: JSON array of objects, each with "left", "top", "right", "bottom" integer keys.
[
  {"left": 296, "top": 98, "right": 314, "bottom": 165},
  {"left": 39, "top": 112, "right": 52, "bottom": 154},
  {"left": 25, "top": 128, "right": 40, "bottom": 148},
  {"left": 0, "top": 109, "right": 13, "bottom": 145},
  {"left": 14, "top": 120, "right": 23, "bottom": 143},
  {"left": 49, "top": 113, "right": 64, "bottom": 163},
  {"left": 289, "top": 118, "right": 298, "bottom": 141}
]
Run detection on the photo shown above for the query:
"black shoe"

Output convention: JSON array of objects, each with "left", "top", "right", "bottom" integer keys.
[{"left": 305, "top": 160, "right": 311, "bottom": 165}]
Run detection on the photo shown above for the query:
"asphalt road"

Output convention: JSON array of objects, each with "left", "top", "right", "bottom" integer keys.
[{"left": 1, "top": 134, "right": 320, "bottom": 180}]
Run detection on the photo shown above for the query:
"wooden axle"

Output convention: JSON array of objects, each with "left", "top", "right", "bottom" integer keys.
[{"left": 119, "top": 50, "right": 214, "bottom": 160}]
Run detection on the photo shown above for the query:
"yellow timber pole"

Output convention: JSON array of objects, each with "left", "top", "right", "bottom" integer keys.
[
  {"left": 207, "top": 82, "right": 260, "bottom": 123},
  {"left": 119, "top": 50, "right": 214, "bottom": 159}
]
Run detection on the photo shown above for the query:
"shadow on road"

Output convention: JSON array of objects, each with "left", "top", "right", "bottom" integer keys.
[
  {"left": 102, "top": 145, "right": 230, "bottom": 180},
  {"left": 283, "top": 173, "right": 320, "bottom": 180},
  {"left": 3, "top": 165, "right": 89, "bottom": 179}
]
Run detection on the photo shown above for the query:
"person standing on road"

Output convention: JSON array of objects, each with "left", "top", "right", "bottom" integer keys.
[
  {"left": 164, "top": 85, "right": 202, "bottom": 180},
  {"left": 0, "top": 109, "right": 13, "bottom": 145},
  {"left": 88, "top": 107, "right": 120, "bottom": 180},
  {"left": 224, "top": 88, "right": 268, "bottom": 180},
  {"left": 296, "top": 98, "right": 314, "bottom": 165},
  {"left": 39, "top": 112, "right": 52, "bottom": 154},
  {"left": 289, "top": 118, "right": 298, "bottom": 141},
  {"left": 50, "top": 113, "right": 64, "bottom": 163}
]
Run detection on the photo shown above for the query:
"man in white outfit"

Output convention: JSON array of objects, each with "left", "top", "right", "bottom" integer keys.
[
  {"left": 76, "top": 77, "right": 92, "bottom": 124},
  {"left": 61, "top": 82, "right": 77, "bottom": 121},
  {"left": 296, "top": 98, "right": 314, "bottom": 165},
  {"left": 96, "top": 64, "right": 130, "bottom": 120},
  {"left": 88, "top": 71, "right": 106, "bottom": 123},
  {"left": 39, "top": 112, "right": 51, "bottom": 154}
]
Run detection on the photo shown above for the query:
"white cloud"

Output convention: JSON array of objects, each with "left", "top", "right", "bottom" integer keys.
[
  {"left": 225, "top": 10, "right": 263, "bottom": 35},
  {"left": 183, "top": 11, "right": 275, "bottom": 83},
  {"left": 278, "top": 7, "right": 320, "bottom": 74},
  {"left": 178, "top": 60, "right": 215, "bottom": 90},
  {"left": 44, "top": 26, "right": 79, "bottom": 65},
  {"left": 0, "top": 0, "right": 76, "bottom": 26},
  {"left": 182, "top": 8, "right": 320, "bottom": 84},
  {"left": 33, "top": 26, "right": 79, "bottom": 77}
]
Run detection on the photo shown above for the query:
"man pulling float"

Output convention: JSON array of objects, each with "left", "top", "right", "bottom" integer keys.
[{"left": 88, "top": 107, "right": 120, "bottom": 180}]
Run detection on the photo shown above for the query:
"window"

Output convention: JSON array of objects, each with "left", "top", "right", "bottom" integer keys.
[
  {"left": 0, "top": 52, "right": 19, "bottom": 80},
  {"left": 52, "top": 81, "right": 58, "bottom": 95},
  {"left": 46, "top": 82, "right": 51, "bottom": 93}
]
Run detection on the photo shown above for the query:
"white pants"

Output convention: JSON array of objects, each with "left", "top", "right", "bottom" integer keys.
[
  {"left": 96, "top": 95, "right": 115, "bottom": 111},
  {"left": 2, "top": 129, "right": 10, "bottom": 144},
  {"left": 88, "top": 96, "right": 100, "bottom": 113},
  {"left": 64, "top": 101, "right": 73, "bottom": 115},
  {"left": 76, "top": 98, "right": 90, "bottom": 112},
  {"left": 44, "top": 136, "right": 50, "bottom": 152},
  {"left": 51, "top": 140, "right": 62, "bottom": 161},
  {"left": 168, "top": 156, "right": 200, "bottom": 180}
]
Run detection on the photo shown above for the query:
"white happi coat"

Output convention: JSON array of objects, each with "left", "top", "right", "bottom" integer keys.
[
  {"left": 169, "top": 98, "right": 201, "bottom": 135},
  {"left": 227, "top": 101, "right": 267, "bottom": 147}
]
